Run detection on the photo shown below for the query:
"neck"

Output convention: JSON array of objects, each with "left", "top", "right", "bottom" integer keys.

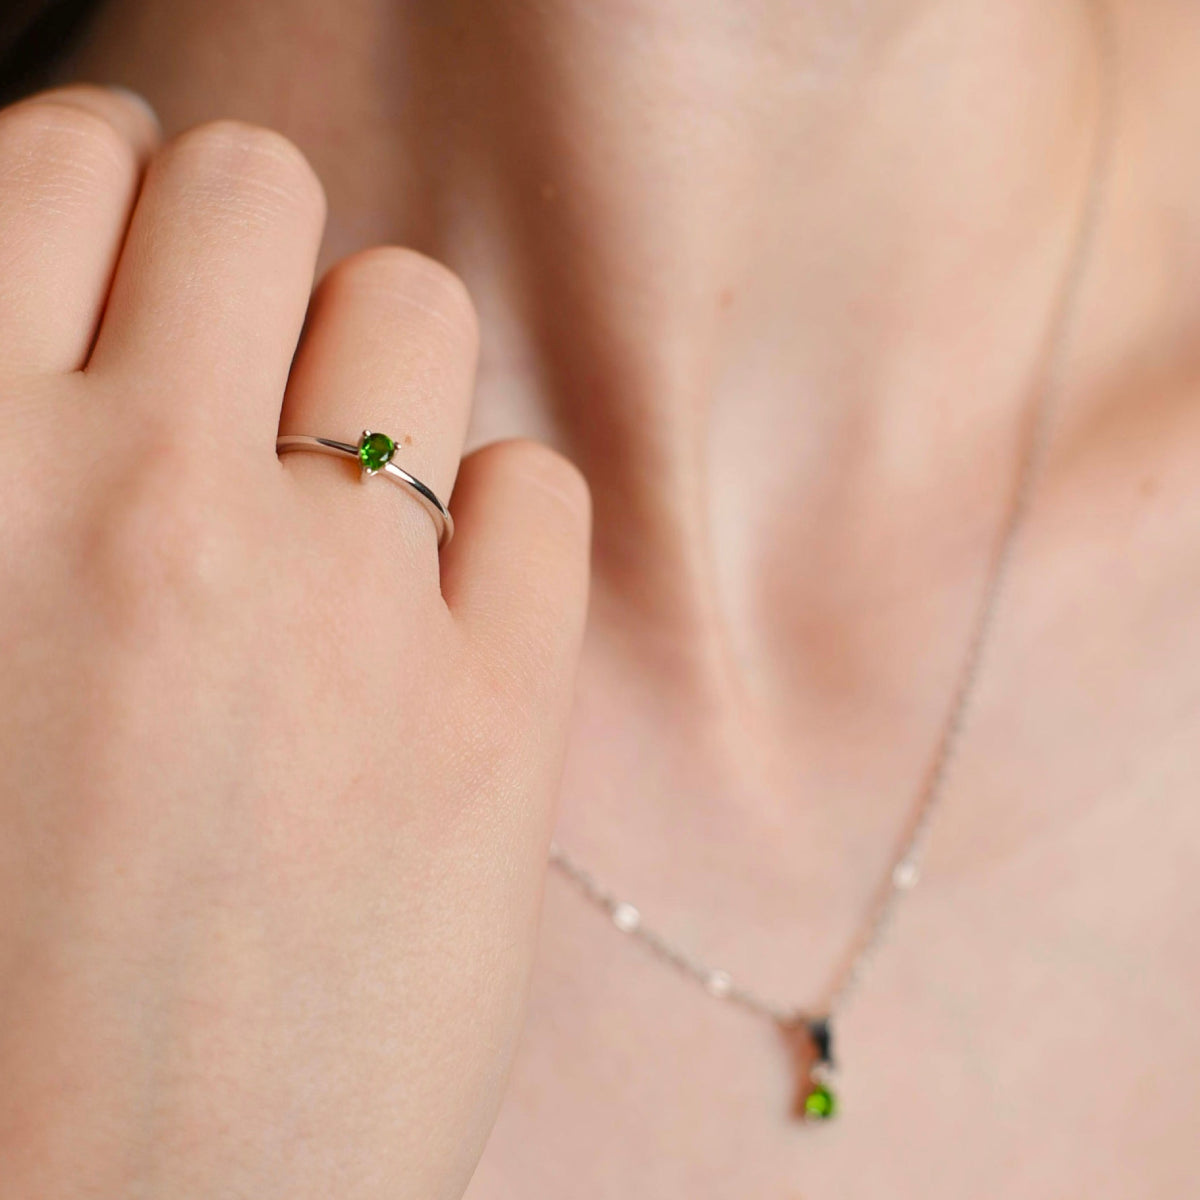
[{"left": 76, "top": 0, "right": 1105, "bottom": 683}]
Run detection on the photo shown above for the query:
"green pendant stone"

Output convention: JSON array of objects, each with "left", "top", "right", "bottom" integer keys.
[
  {"left": 358, "top": 432, "right": 396, "bottom": 472},
  {"left": 804, "top": 1083, "right": 837, "bottom": 1120}
]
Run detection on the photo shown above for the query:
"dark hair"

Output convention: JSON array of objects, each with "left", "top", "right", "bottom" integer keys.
[{"left": 0, "top": 0, "right": 102, "bottom": 106}]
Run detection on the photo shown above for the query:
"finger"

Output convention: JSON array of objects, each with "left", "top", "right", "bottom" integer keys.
[
  {"left": 440, "top": 439, "right": 591, "bottom": 704},
  {"left": 278, "top": 247, "right": 478, "bottom": 552},
  {"left": 0, "top": 85, "right": 159, "bottom": 376},
  {"left": 87, "top": 120, "right": 326, "bottom": 437}
]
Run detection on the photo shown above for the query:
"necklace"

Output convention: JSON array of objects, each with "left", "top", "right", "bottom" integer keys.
[{"left": 549, "top": 0, "right": 1118, "bottom": 1123}]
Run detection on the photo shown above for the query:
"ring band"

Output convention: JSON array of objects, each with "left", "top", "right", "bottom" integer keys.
[{"left": 277, "top": 431, "right": 454, "bottom": 547}]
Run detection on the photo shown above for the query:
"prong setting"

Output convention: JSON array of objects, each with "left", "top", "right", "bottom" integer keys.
[{"left": 357, "top": 429, "right": 398, "bottom": 476}]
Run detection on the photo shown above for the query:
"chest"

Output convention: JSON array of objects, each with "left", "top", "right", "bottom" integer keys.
[
  {"left": 468, "top": 766, "right": 1199, "bottom": 1199},
  {"left": 467, "top": 447, "right": 1200, "bottom": 1199}
]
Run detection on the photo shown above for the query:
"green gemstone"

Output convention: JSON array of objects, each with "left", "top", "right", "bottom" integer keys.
[
  {"left": 804, "top": 1083, "right": 837, "bottom": 1120},
  {"left": 358, "top": 432, "right": 396, "bottom": 473}
]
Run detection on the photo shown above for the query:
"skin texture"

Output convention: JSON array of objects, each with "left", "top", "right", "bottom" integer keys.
[
  {"left": 2, "top": 0, "right": 1198, "bottom": 1195},
  {"left": 0, "top": 87, "right": 590, "bottom": 1198}
]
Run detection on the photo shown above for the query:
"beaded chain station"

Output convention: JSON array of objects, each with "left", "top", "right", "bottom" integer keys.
[{"left": 549, "top": 0, "right": 1118, "bottom": 1123}]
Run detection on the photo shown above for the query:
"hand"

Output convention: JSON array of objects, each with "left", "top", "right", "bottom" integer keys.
[{"left": 0, "top": 85, "right": 589, "bottom": 1199}]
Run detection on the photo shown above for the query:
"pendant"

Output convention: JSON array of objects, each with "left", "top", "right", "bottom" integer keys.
[{"left": 779, "top": 1015, "right": 838, "bottom": 1122}]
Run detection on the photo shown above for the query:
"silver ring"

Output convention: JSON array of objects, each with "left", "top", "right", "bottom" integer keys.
[{"left": 276, "top": 431, "right": 454, "bottom": 547}]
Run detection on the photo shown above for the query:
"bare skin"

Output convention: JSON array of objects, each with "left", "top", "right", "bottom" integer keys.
[
  {"left": 24, "top": 0, "right": 1200, "bottom": 1194},
  {"left": 0, "top": 87, "right": 591, "bottom": 1199}
]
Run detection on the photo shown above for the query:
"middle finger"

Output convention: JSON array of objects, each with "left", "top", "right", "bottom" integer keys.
[{"left": 87, "top": 120, "right": 326, "bottom": 441}]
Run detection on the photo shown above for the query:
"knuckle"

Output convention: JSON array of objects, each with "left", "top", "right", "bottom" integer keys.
[
  {"left": 323, "top": 246, "right": 479, "bottom": 346},
  {"left": 165, "top": 119, "right": 326, "bottom": 222},
  {"left": 80, "top": 440, "right": 250, "bottom": 641},
  {"left": 499, "top": 439, "right": 591, "bottom": 529},
  {"left": 0, "top": 99, "right": 139, "bottom": 184}
]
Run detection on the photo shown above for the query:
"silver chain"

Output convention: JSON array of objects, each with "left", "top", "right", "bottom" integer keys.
[{"left": 550, "top": 0, "right": 1119, "bottom": 1029}]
